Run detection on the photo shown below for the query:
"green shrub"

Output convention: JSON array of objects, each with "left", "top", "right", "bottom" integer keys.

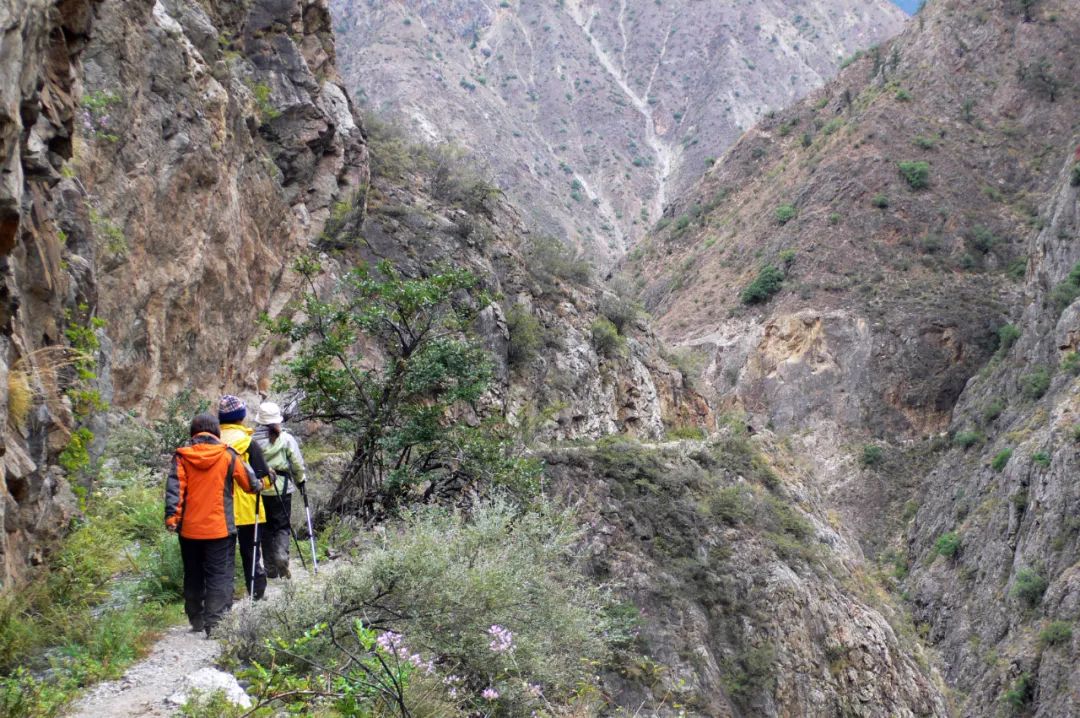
[
  {"left": 523, "top": 235, "right": 593, "bottom": 288},
  {"left": 991, "top": 448, "right": 1013, "bottom": 471},
  {"left": 1002, "top": 673, "right": 1034, "bottom": 713},
  {"left": 934, "top": 531, "right": 961, "bottom": 558},
  {"left": 599, "top": 293, "right": 641, "bottom": 334},
  {"left": 775, "top": 204, "right": 797, "bottom": 225},
  {"left": 220, "top": 499, "right": 616, "bottom": 715},
  {"left": 983, "top": 398, "right": 1006, "bottom": 423},
  {"left": 872, "top": 193, "right": 889, "bottom": 208},
  {"left": 709, "top": 486, "right": 755, "bottom": 525},
  {"left": 1061, "top": 351, "right": 1080, "bottom": 375},
  {"left": 954, "top": 430, "right": 985, "bottom": 448},
  {"left": 740, "top": 265, "right": 785, "bottom": 305},
  {"left": 590, "top": 317, "right": 626, "bottom": 358},
  {"left": 666, "top": 425, "right": 707, "bottom": 441},
  {"left": 898, "top": 160, "right": 930, "bottom": 189},
  {"left": 913, "top": 135, "right": 936, "bottom": 149},
  {"left": 1020, "top": 367, "right": 1051, "bottom": 399},
  {"left": 1070, "top": 424, "right": 1080, "bottom": 442},
  {"left": 1011, "top": 568, "right": 1049, "bottom": 607},
  {"left": 1050, "top": 262, "right": 1080, "bottom": 310},
  {"left": 1033, "top": 451, "right": 1051, "bottom": 468},
  {"left": 860, "top": 444, "right": 884, "bottom": 466},
  {"left": 1071, "top": 163, "right": 1080, "bottom": 187},
  {"left": 505, "top": 304, "right": 542, "bottom": 369},
  {"left": 1007, "top": 258, "right": 1028, "bottom": 280},
  {"left": 0, "top": 475, "right": 182, "bottom": 713},
  {"left": 895, "top": 88, "right": 912, "bottom": 101},
  {"left": 997, "top": 323, "right": 1021, "bottom": 352},
  {"left": 969, "top": 225, "right": 997, "bottom": 254},
  {"left": 1038, "top": 620, "right": 1072, "bottom": 648}
]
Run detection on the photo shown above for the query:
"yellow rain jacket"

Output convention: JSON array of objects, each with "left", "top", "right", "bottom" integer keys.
[{"left": 221, "top": 423, "right": 266, "bottom": 525}]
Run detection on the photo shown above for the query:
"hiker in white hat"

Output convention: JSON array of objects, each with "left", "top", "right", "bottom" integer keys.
[{"left": 252, "top": 401, "right": 308, "bottom": 579}]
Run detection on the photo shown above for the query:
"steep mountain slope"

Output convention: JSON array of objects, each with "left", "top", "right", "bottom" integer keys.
[
  {"left": 905, "top": 150, "right": 1080, "bottom": 717},
  {"left": 547, "top": 435, "right": 947, "bottom": 717},
  {"left": 628, "top": 0, "right": 1077, "bottom": 449},
  {"left": 624, "top": 0, "right": 1080, "bottom": 714},
  {"left": 329, "top": 0, "right": 906, "bottom": 264}
]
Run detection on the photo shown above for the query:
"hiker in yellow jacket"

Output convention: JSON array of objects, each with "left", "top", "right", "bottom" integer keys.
[{"left": 218, "top": 395, "right": 273, "bottom": 599}]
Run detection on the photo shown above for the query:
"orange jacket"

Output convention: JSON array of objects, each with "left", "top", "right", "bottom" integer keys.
[{"left": 165, "top": 433, "right": 260, "bottom": 539}]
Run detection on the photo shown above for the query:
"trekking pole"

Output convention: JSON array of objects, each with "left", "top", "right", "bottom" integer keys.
[
  {"left": 298, "top": 481, "right": 318, "bottom": 574},
  {"left": 250, "top": 491, "right": 262, "bottom": 598},
  {"left": 273, "top": 471, "right": 308, "bottom": 572}
]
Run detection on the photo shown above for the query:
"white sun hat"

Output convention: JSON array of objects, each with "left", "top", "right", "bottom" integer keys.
[{"left": 254, "top": 401, "right": 284, "bottom": 426}]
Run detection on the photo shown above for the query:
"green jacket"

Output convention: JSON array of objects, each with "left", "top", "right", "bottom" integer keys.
[{"left": 252, "top": 426, "right": 307, "bottom": 495}]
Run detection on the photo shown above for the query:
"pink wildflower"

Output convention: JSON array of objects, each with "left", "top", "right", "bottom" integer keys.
[
  {"left": 376, "top": 631, "right": 406, "bottom": 656},
  {"left": 488, "top": 624, "right": 514, "bottom": 653},
  {"left": 481, "top": 687, "right": 499, "bottom": 701}
]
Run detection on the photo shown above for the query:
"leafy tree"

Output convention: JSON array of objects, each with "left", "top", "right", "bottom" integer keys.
[{"left": 266, "top": 257, "right": 538, "bottom": 513}]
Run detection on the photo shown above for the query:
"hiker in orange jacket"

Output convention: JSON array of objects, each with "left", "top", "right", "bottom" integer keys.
[{"left": 164, "top": 413, "right": 262, "bottom": 635}]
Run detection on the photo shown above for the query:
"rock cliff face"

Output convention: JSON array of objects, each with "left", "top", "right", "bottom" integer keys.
[
  {"left": 905, "top": 149, "right": 1080, "bottom": 717},
  {"left": 328, "top": 0, "right": 905, "bottom": 264},
  {"left": 1, "top": 0, "right": 369, "bottom": 585},
  {"left": 77, "top": 0, "right": 367, "bottom": 410},
  {"left": 0, "top": 0, "right": 95, "bottom": 584}
]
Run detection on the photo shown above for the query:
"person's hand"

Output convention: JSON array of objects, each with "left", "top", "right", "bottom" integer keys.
[{"left": 166, "top": 523, "right": 178, "bottom": 533}]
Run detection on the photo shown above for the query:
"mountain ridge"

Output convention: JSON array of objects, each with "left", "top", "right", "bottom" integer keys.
[{"left": 329, "top": 0, "right": 907, "bottom": 265}]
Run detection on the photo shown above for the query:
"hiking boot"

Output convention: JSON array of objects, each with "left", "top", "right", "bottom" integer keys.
[
  {"left": 281, "top": 564, "right": 291, "bottom": 580},
  {"left": 189, "top": 618, "right": 205, "bottom": 633}
]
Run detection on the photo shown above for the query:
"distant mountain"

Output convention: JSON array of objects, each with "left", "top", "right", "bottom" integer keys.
[{"left": 330, "top": 0, "right": 906, "bottom": 266}]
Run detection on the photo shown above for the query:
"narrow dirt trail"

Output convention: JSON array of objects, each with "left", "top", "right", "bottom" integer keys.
[
  {"left": 67, "top": 624, "right": 222, "bottom": 718},
  {"left": 67, "top": 562, "right": 315, "bottom": 718}
]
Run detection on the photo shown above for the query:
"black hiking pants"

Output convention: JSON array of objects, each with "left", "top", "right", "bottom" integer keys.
[
  {"left": 179, "top": 534, "right": 236, "bottom": 635},
  {"left": 236, "top": 523, "right": 267, "bottom": 599},
  {"left": 262, "top": 493, "right": 293, "bottom": 578}
]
